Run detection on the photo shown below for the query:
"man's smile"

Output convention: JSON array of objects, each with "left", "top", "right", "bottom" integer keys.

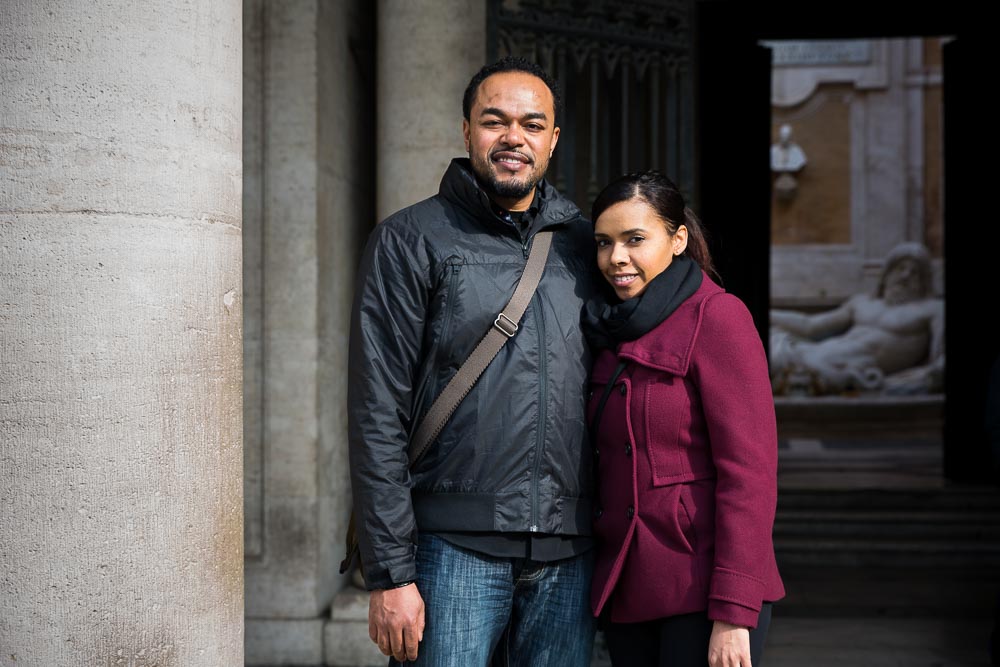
[{"left": 491, "top": 150, "right": 532, "bottom": 172}]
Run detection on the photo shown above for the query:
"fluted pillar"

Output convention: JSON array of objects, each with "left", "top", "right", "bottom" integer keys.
[
  {"left": 376, "top": 0, "right": 487, "bottom": 220},
  {"left": 0, "top": 2, "right": 243, "bottom": 665}
]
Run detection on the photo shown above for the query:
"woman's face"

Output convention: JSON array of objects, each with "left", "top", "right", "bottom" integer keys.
[{"left": 594, "top": 199, "right": 687, "bottom": 301}]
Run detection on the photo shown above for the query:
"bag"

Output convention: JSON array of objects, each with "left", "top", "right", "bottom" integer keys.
[{"left": 339, "top": 232, "right": 554, "bottom": 579}]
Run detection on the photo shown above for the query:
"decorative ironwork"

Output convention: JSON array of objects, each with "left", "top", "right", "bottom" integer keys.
[{"left": 488, "top": 0, "right": 695, "bottom": 209}]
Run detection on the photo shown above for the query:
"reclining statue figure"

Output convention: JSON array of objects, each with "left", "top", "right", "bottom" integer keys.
[{"left": 769, "top": 242, "right": 944, "bottom": 397}]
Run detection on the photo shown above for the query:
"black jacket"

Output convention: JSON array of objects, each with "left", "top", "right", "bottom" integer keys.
[{"left": 347, "top": 158, "right": 598, "bottom": 589}]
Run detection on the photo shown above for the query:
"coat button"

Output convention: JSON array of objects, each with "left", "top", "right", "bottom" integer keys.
[
  {"left": 625, "top": 443, "right": 632, "bottom": 456},
  {"left": 593, "top": 448, "right": 600, "bottom": 458},
  {"left": 626, "top": 505, "right": 634, "bottom": 519},
  {"left": 619, "top": 383, "right": 626, "bottom": 396},
  {"left": 595, "top": 507, "right": 603, "bottom": 519}
]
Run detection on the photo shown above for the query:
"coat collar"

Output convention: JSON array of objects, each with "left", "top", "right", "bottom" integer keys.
[
  {"left": 615, "top": 275, "right": 724, "bottom": 376},
  {"left": 437, "top": 158, "right": 581, "bottom": 233}
]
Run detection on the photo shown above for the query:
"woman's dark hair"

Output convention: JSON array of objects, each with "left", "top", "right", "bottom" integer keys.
[{"left": 591, "top": 170, "right": 719, "bottom": 283}]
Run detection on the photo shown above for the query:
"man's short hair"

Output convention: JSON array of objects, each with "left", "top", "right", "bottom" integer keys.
[{"left": 462, "top": 55, "right": 563, "bottom": 124}]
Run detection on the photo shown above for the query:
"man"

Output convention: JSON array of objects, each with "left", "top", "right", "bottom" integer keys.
[
  {"left": 769, "top": 242, "right": 944, "bottom": 396},
  {"left": 347, "top": 56, "right": 598, "bottom": 666}
]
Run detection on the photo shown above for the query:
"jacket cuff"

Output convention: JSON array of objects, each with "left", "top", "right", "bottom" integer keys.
[
  {"left": 362, "top": 553, "right": 418, "bottom": 591},
  {"left": 708, "top": 566, "right": 764, "bottom": 626},
  {"left": 707, "top": 598, "right": 761, "bottom": 629}
]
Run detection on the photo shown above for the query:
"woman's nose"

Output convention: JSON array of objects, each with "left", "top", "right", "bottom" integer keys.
[{"left": 610, "top": 244, "right": 628, "bottom": 265}]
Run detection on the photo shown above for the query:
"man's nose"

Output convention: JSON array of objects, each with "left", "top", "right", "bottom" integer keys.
[{"left": 502, "top": 122, "right": 524, "bottom": 146}]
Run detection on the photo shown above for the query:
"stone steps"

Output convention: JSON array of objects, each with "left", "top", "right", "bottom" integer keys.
[
  {"left": 773, "top": 485, "right": 1000, "bottom": 569},
  {"left": 771, "top": 480, "right": 1000, "bottom": 619},
  {"left": 776, "top": 510, "right": 1000, "bottom": 539},
  {"left": 773, "top": 564, "right": 1000, "bottom": 618}
]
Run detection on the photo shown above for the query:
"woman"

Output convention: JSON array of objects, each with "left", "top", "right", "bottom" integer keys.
[{"left": 583, "top": 170, "right": 785, "bottom": 667}]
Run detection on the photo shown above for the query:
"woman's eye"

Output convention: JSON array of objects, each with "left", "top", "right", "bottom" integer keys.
[
  {"left": 595, "top": 239, "right": 609, "bottom": 248},
  {"left": 629, "top": 236, "right": 645, "bottom": 244}
]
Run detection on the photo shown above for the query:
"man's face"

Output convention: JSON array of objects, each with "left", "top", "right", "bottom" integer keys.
[
  {"left": 463, "top": 71, "right": 560, "bottom": 211},
  {"left": 883, "top": 257, "right": 924, "bottom": 305}
]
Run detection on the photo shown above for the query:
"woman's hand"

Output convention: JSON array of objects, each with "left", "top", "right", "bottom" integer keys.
[{"left": 708, "top": 620, "right": 752, "bottom": 667}]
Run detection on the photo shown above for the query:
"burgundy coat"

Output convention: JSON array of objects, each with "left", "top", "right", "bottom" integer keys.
[{"left": 588, "top": 275, "right": 785, "bottom": 628}]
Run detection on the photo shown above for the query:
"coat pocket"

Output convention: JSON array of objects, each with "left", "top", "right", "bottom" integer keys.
[
  {"left": 643, "top": 376, "right": 692, "bottom": 484},
  {"left": 642, "top": 484, "right": 697, "bottom": 555}
]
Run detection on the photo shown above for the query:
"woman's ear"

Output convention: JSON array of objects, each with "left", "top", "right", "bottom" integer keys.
[{"left": 673, "top": 225, "right": 689, "bottom": 256}]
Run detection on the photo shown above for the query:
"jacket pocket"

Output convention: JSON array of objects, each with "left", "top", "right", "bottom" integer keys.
[
  {"left": 677, "top": 484, "right": 698, "bottom": 553},
  {"left": 644, "top": 376, "right": 691, "bottom": 485},
  {"left": 642, "top": 484, "right": 696, "bottom": 555}
]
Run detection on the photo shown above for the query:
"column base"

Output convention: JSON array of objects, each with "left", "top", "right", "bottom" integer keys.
[
  {"left": 325, "top": 588, "right": 384, "bottom": 667},
  {"left": 246, "top": 618, "right": 324, "bottom": 666}
]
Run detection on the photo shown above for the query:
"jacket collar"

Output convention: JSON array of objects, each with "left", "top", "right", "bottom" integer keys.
[
  {"left": 438, "top": 158, "right": 581, "bottom": 232},
  {"left": 616, "top": 275, "right": 724, "bottom": 376}
]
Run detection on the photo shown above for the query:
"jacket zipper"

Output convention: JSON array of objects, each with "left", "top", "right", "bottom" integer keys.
[
  {"left": 530, "top": 291, "right": 547, "bottom": 532},
  {"left": 510, "top": 217, "right": 574, "bottom": 531}
]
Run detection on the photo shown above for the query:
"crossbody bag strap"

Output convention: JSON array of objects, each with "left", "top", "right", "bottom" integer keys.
[{"left": 407, "top": 230, "right": 554, "bottom": 466}]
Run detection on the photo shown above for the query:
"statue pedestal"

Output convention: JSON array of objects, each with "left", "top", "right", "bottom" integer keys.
[{"left": 775, "top": 394, "right": 944, "bottom": 439}]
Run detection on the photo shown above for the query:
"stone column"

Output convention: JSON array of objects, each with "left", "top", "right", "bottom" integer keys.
[
  {"left": 0, "top": 2, "right": 243, "bottom": 665},
  {"left": 376, "top": 0, "right": 487, "bottom": 221},
  {"left": 243, "top": 0, "right": 376, "bottom": 664},
  {"left": 321, "top": 3, "right": 486, "bottom": 666}
]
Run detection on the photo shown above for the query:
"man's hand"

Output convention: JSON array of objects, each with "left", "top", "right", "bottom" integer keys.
[
  {"left": 369, "top": 584, "right": 425, "bottom": 662},
  {"left": 708, "top": 620, "right": 752, "bottom": 667}
]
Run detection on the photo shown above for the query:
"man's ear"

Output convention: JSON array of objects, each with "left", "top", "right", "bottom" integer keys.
[
  {"left": 549, "top": 125, "right": 560, "bottom": 157},
  {"left": 462, "top": 119, "right": 471, "bottom": 152}
]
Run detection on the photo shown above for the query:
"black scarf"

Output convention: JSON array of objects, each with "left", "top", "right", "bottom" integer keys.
[{"left": 582, "top": 254, "right": 703, "bottom": 351}]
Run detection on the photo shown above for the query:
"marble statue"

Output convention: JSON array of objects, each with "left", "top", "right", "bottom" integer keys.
[
  {"left": 770, "top": 123, "right": 807, "bottom": 173},
  {"left": 770, "top": 123, "right": 807, "bottom": 201},
  {"left": 769, "top": 242, "right": 944, "bottom": 396}
]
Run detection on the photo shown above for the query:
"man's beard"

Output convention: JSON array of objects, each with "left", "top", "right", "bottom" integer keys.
[
  {"left": 471, "top": 153, "right": 544, "bottom": 201},
  {"left": 484, "top": 173, "right": 536, "bottom": 200}
]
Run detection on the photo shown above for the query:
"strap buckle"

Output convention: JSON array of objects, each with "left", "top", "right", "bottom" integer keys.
[{"left": 493, "top": 313, "right": 518, "bottom": 338}]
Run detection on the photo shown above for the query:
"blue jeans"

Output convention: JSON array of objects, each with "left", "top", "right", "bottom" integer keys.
[{"left": 389, "top": 533, "right": 595, "bottom": 667}]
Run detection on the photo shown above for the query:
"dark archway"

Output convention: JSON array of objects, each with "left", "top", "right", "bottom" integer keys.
[{"left": 694, "top": 0, "right": 997, "bottom": 484}]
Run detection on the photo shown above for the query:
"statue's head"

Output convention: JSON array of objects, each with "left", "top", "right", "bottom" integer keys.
[
  {"left": 878, "top": 242, "right": 933, "bottom": 304},
  {"left": 778, "top": 123, "right": 793, "bottom": 145}
]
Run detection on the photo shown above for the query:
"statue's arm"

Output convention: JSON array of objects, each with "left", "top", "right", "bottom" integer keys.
[{"left": 770, "top": 302, "right": 854, "bottom": 341}]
